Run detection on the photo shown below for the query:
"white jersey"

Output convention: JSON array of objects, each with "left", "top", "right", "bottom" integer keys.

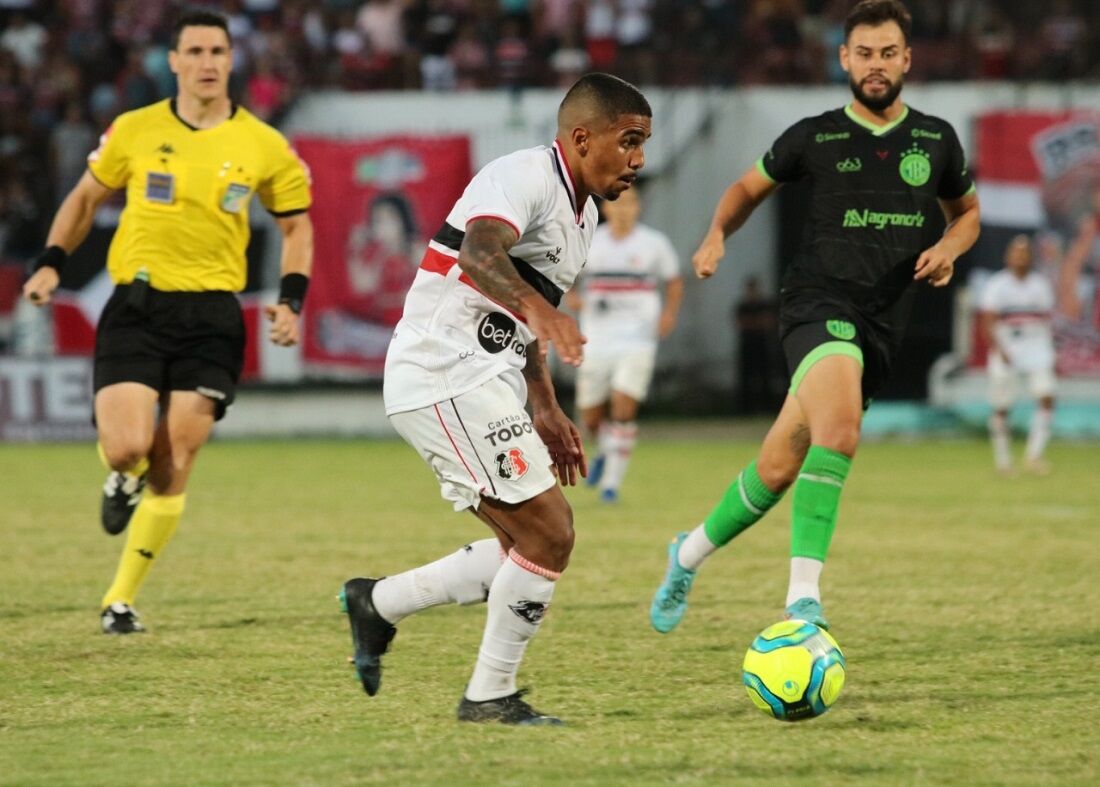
[
  {"left": 384, "top": 142, "right": 597, "bottom": 414},
  {"left": 979, "top": 269, "right": 1055, "bottom": 371},
  {"left": 578, "top": 223, "right": 679, "bottom": 350}
]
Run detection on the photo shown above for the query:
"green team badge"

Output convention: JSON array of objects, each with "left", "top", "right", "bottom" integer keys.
[
  {"left": 827, "top": 320, "right": 856, "bottom": 340},
  {"left": 899, "top": 144, "right": 931, "bottom": 186}
]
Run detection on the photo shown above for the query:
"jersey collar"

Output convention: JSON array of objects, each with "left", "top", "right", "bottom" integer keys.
[
  {"left": 844, "top": 103, "right": 909, "bottom": 136},
  {"left": 169, "top": 98, "right": 239, "bottom": 131},
  {"left": 552, "top": 139, "right": 584, "bottom": 225}
]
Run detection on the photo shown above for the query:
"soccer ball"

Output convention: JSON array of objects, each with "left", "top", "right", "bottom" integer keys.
[{"left": 742, "top": 619, "right": 846, "bottom": 721}]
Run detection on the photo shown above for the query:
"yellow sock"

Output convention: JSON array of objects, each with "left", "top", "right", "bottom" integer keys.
[
  {"left": 96, "top": 442, "right": 150, "bottom": 477},
  {"left": 101, "top": 492, "right": 185, "bottom": 609}
]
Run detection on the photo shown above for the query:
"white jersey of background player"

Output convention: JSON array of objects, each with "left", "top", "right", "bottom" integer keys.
[
  {"left": 979, "top": 234, "right": 1057, "bottom": 475},
  {"left": 340, "top": 73, "right": 652, "bottom": 726},
  {"left": 566, "top": 187, "right": 682, "bottom": 502}
]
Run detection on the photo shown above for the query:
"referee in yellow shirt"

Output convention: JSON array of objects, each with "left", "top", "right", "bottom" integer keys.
[{"left": 22, "top": 9, "right": 313, "bottom": 634}]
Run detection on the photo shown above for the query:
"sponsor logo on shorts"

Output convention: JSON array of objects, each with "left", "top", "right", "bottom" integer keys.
[
  {"left": 495, "top": 448, "right": 530, "bottom": 480},
  {"left": 196, "top": 386, "right": 227, "bottom": 401},
  {"left": 477, "top": 312, "right": 526, "bottom": 357},
  {"left": 826, "top": 320, "right": 856, "bottom": 340},
  {"left": 484, "top": 415, "right": 535, "bottom": 447}
]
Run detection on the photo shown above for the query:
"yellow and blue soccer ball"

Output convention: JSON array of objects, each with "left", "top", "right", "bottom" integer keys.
[{"left": 742, "top": 619, "right": 846, "bottom": 721}]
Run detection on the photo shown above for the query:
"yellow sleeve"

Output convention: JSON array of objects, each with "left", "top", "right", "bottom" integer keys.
[
  {"left": 258, "top": 132, "right": 312, "bottom": 215},
  {"left": 86, "top": 114, "right": 133, "bottom": 190}
]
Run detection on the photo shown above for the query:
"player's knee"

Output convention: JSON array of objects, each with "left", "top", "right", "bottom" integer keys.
[
  {"left": 101, "top": 440, "right": 150, "bottom": 473},
  {"left": 757, "top": 454, "right": 799, "bottom": 491},
  {"left": 813, "top": 421, "right": 860, "bottom": 456},
  {"left": 541, "top": 508, "right": 576, "bottom": 570}
]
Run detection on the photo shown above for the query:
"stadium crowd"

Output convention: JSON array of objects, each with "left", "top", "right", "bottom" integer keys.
[{"left": 0, "top": 0, "right": 1098, "bottom": 277}]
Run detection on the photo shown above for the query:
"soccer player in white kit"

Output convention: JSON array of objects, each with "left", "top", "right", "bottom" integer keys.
[
  {"left": 566, "top": 186, "right": 682, "bottom": 502},
  {"left": 979, "top": 234, "right": 1057, "bottom": 475},
  {"left": 339, "top": 74, "right": 652, "bottom": 725}
]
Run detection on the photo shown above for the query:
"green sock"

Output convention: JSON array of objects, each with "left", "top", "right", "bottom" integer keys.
[
  {"left": 790, "top": 446, "right": 852, "bottom": 561},
  {"left": 702, "top": 460, "right": 785, "bottom": 547}
]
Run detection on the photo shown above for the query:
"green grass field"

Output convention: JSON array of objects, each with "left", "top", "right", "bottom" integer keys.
[{"left": 2, "top": 434, "right": 1098, "bottom": 785}]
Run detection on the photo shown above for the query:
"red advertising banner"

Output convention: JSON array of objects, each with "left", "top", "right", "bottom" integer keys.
[
  {"left": 973, "top": 111, "right": 1100, "bottom": 376},
  {"left": 293, "top": 135, "right": 472, "bottom": 376}
]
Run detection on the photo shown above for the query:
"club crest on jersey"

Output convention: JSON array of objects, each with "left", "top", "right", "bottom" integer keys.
[
  {"left": 826, "top": 320, "right": 857, "bottom": 341},
  {"left": 145, "top": 172, "right": 175, "bottom": 204},
  {"left": 220, "top": 183, "right": 251, "bottom": 213},
  {"left": 899, "top": 144, "right": 931, "bottom": 186},
  {"left": 477, "top": 312, "right": 526, "bottom": 356},
  {"left": 496, "top": 448, "right": 530, "bottom": 480}
]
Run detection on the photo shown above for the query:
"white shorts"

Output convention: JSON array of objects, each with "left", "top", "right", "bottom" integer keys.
[
  {"left": 389, "top": 376, "right": 556, "bottom": 512},
  {"left": 988, "top": 354, "right": 1056, "bottom": 409},
  {"left": 575, "top": 344, "right": 657, "bottom": 408}
]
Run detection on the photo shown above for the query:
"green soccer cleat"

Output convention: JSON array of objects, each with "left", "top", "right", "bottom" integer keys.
[
  {"left": 649, "top": 532, "right": 696, "bottom": 634},
  {"left": 784, "top": 597, "right": 830, "bottom": 630}
]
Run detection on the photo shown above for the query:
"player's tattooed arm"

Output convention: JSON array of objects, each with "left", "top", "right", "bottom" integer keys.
[
  {"left": 459, "top": 218, "right": 539, "bottom": 312},
  {"left": 459, "top": 218, "right": 586, "bottom": 365}
]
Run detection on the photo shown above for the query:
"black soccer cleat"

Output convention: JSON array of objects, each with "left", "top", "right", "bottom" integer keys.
[
  {"left": 101, "top": 471, "right": 146, "bottom": 535},
  {"left": 456, "top": 690, "right": 564, "bottom": 726},
  {"left": 339, "top": 577, "right": 397, "bottom": 696},
  {"left": 101, "top": 602, "right": 146, "bottom": 635}
]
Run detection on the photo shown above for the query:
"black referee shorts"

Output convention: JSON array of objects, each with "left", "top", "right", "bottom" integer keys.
[
  {"left": 94, "top": 284, "right": 246, "bottom": 421},
  {"left": 779, "top": 290, "right": 896, "bottom": 409}
]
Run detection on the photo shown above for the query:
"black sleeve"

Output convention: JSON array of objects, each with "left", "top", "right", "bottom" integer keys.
[
  {"left": 757, "top": 120, "right": 809, "bottom": 184},
  {"left": 937, "top": 123, "right": 975, "bottom": 200}
]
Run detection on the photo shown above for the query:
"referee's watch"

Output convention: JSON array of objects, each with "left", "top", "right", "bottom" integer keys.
[{"left": 278, "top": 273, "right": 309, "bottom": 315}]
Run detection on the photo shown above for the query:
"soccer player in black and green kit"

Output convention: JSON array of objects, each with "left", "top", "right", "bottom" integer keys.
[{"left": 650, "top": 0, "right": 980, "bottom": 632}]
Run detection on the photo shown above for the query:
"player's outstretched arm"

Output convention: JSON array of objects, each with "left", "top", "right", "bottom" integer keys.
[
  {"left": 23, "top": 171, "right": 115, "bottom": 306},
  {"left": 523, "top": 342, "right": 586, "bottom": 485},
  {"left": 264, "top": 212, "right": 314, "bottom": 347},
  {"left": 460, "top": 217, "right": 586, "bottom": 366},
  {"left": 659, "top": 276, "right": 684, "bottom": 338},
  {"left": 693, "top": 166, "right": 777, "bottom": 279},
  {"left": 914, "top": 191, "right": 981, "bottom": 288}
]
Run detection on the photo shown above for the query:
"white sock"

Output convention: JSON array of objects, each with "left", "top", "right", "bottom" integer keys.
[
  {"left": 677, "top": 524, "right": 717, "bottom": 571},
  {"left": 1025, "top": 407, "right": 1053, "bottom": 462},
  {"left": 370, "top": 539, "right": 505, "bottom": 624},
  {"left": 989, "top": 412, "right": 1012, "bottom": 470},
  {"left": 601, "top": 421, "right": 637, "bottom": 492},
  {"left": 786, "top": 557, "right": 824, "bottom": 606},
  {"left": 597, "top": 421, "right": 613, "bottom": 459},
  {"left": 464, "top": 549, "right": 558, "bottom": 702}
]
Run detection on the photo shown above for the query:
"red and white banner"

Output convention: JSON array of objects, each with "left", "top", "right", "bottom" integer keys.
[
  {"left": 292, "top": 135, "right": 472, "bottom": 376},
  {"left": 972, "top": 111, "right": 1100, "bottom": 376}
]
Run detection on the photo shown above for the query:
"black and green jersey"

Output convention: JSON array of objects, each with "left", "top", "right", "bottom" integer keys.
[{"left": 759, "top": 104, "right": 974, "bottom": 325}]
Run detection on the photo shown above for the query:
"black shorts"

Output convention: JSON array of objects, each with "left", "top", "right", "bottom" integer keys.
[
  {"left": 779, "top": 289, "right": 897, "bottom": 408},
  {"left": 94, "top": 284, "right": 245, "bottom": 421}
]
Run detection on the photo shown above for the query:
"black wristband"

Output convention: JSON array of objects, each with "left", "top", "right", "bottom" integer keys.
[
  {"left": 33, "top": 246, "right": 67, "bottom": 274},
  {"left": 278, "top": 273, "right": 309, "bottom": 314}
]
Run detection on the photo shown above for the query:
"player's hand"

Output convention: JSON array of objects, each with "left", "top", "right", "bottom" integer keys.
[
  {"left": 523, "top": 296, "right": 586, "bottom": 366},
  {"left": 533, "top": 405, "right": 587, "bottom": 486},
  {"left": 23, "top": 267, "right": 60, "bottom": 306},
  {"left": 264, "top": 303, "right": 300, "bottom": 347},
  {"left": 691, "top": 231, "right": 725, "bottom": 279},
  {"left": 914, "top": 243, "right": 955, "bottom": 287}
]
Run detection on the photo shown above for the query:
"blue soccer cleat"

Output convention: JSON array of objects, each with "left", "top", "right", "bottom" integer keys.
[
  {"left": 586, "top": 454, "right": 605, "bottom": 487},
  {"left": 784, "top": 597, "right": 830, "bottom": 631},
  {"left": 599, "top": 488, "right": 618, "bottom": 504},
  {"left": 649, "top": 532, "right": 696, "bottom": 633}
]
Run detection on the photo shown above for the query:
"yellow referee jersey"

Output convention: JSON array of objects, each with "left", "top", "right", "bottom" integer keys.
[{"left": 87, "top": 99, "right": 311, "bottom": 292}]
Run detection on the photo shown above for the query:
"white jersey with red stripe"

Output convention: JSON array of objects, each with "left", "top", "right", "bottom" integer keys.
[
  {"left": 578, "top": 223, "right": 679, "bottom": 350},
  {"left": 979, "top": 269, "right": 1056, "bottom": 371},
  {"left": 383, "top": 141, "right": 597, "bottom": 415}
]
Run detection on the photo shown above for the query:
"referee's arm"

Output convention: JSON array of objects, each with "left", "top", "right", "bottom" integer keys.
[
  {"left": 264, "top": 211, "right": 314, "bottom": 347},
  {"left": 24, "top": 170, "right": 116, "bottom": 305}
]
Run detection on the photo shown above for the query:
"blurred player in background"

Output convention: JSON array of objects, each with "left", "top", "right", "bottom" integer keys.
[
  {"left": 340, "top": 73, "right": 651, "bottom": 725},
  {"left": 21, "top": 10, "right": 313, "bottom": 634},
  {"left": 980, "top": 235, "right": 1057, "bottom": 475},
  {"left": 565, "top": 185, "right": 682, "bottom": 503},
  {"left": 649, "top": 0, "right": 980, "bottom": 633}
]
